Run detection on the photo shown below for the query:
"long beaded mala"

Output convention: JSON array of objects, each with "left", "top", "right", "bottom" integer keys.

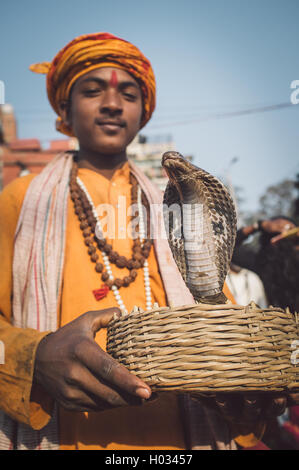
[{"left": 69, "top": 160, "right": 154, "bottom": 314}]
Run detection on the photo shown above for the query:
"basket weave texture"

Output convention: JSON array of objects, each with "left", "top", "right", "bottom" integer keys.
[{"left": 106, "top": 303, "right": 299, "bottom": 393}]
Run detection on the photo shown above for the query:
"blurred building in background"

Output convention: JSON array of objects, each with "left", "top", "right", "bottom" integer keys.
[
  {"left": 128, "top": 134, "right": 175, "bottom": 191},
  {"left": 0, "top": 104, "right": 193, "bottom": 190}
]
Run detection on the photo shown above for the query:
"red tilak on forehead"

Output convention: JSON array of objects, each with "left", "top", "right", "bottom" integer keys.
[{"left": 109, "top": 70, "right": 118, "bottom": 88}]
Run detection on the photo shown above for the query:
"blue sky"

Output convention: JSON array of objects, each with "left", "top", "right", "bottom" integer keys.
[{"left": 1, "top": 0, "right": 299, "bottom": 214}]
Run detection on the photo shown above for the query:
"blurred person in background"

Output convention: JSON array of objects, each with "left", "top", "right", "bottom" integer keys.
[
  {"left": 232, "top": 216, "right": 299, "bottom": 312},
  {"left": 226, "top": 262, "right": 268, "bottom": 308},
  {"left": 232, "top": 216, "right": 299, "bottom": 449}
]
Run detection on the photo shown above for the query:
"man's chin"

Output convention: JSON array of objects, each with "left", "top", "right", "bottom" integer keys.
[
  {"left": 79, "top": 138, "right": 127, "bottom": 156},
  {"left": 97, "top": 144, "right": 127, "bottom": 155},
  {"left": 80, "top": 145, "right": 126, "bottom": 156}
]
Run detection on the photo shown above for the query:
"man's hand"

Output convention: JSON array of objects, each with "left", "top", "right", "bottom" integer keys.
[
  {"left": 260, "top": 218, "right": 299, "bottom": 245},
  {"left": 199, "top": 392, "right": 287, "bottom": 427},
  {"left": 33, "top": 308, "right": 152, "bottom": 412},
  {"left": 261, "top": 217, "right": 295, "bottom": 243},
  {"left": 213, "top": 393, "right": 287, "bottom": 423},
  {"left": 261, "top": 218, "right": 295, "bottom": 235}
]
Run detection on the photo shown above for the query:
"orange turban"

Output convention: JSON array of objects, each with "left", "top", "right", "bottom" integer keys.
[{"left": 29, "top": 32, "right": 156, "bottom": 136}]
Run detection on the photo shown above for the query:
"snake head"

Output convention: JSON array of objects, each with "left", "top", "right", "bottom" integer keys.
[
  {"left": 162, "top": 151, "right": 196, "bottom": 178},
  {"left": 162, "top": 151, "right": 198, "bottom": 200}
]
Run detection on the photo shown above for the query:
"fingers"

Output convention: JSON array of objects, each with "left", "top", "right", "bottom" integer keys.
[
  {"left": 270, "top": 233, "right": 285, "bottom": 244},
  {"left": 58, "top": 387, "right": 107, "bottom": 412},
  {"left": 85, "top": 308, "right": 121, "bottom": 335},
  {"left": 263, "top": 219, "right": 295, "bottom": 235},
  {"left": 62, "top": 364, "right": 143, "bottom": 411},
  {"left": 214, "top": 393, "right": 243, "bottom": 421},
  {"left": 242, "top": 393, "right": 263, "bottom": 422},
  {"left": 271, "top": 227, "right": 299, "bottom": 245},
  {"left": 213, "top": 393, "right": 286, "bottom": 423},
  {"left": 74, "top": 338, "right": 151, "bottom": 400},
  {"left": 264, "top": 396, "right": 287, "bottom": 419}
]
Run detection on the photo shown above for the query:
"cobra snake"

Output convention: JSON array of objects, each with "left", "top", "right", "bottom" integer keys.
[{"left": 162, "top": 151, "right": 237, "bottom": 304}]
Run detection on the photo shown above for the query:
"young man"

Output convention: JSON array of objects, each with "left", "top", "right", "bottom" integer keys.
[{"left": 0, "top": 32, "right": 286, "bottom": 450}]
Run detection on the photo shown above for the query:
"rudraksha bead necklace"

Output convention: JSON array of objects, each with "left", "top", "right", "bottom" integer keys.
[{"left": 70, "top": 161, "right": 153, "bottom": 314}]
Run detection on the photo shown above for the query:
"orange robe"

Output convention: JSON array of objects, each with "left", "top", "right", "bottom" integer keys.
[{"left": 0, "top": 162, "right": 257, "bottom": 450}]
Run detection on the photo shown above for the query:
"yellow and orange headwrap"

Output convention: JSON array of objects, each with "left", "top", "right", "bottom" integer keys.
[{"left": 29, "top": 32, "right": 156, "bottom": 136}]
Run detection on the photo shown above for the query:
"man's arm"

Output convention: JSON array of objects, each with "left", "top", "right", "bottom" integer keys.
[
  {"left": 235, "top": 218, "right": 297, "bottom": 248},
  {"left": 0, "top": 175, "right": 54, "bottom": 429},
  {"left": 0, "top": 314, "right": 53, "bottom": 429},
  {"left": 233, "top": 218, "right": 297, "bottom": 272}
]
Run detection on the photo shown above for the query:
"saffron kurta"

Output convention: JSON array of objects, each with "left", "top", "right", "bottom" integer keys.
[{"left": 0, "top": 162, "right": 257, "bottom": 450}]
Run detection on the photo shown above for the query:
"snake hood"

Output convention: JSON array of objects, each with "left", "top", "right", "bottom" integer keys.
[{"left": 162, "top": 151, "right": 237, "bottom": 304}]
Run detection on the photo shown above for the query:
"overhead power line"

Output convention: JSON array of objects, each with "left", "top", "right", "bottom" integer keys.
[{"left": 148, "top": 102, "right": 298, "bottom": 129}]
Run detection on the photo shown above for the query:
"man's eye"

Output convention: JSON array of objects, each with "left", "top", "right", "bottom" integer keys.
[
  {"left": 83, "top": 88, "right": 101, "bottom": 95},
  {"left": 123, "top": 92, "right": 137, "bottom": 100}
]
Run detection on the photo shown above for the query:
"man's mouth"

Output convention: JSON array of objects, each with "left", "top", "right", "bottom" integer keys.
[{"left": 95, "top": 119, "right": 126, "bottom": 131}]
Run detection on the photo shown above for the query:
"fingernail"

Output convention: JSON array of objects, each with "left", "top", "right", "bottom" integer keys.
[{"left": 136, "top": 387, "right": 151, "bottom": 400}]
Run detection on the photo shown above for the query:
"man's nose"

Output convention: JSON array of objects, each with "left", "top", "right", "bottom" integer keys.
[{"left": 100, "top": 88, "right": 123, "bottom": 115}]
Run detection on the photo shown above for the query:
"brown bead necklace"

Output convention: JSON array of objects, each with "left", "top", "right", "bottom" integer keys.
[{"left": 69, "top": 160, "right": 153, "bottom": 308}]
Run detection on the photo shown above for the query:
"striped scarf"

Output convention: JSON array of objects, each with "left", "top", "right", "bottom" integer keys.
[{"left": 0, "top": 152, "right": 236, "bottom": 450}]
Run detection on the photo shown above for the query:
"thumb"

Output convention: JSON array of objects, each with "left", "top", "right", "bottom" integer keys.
[{"left": 87, "top": 308, "right": 121, "bottom": 335}]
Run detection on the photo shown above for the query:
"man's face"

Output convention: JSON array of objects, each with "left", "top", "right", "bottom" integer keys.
[{"left": 61, "top": 67, "right": 143, "bottom": 154}]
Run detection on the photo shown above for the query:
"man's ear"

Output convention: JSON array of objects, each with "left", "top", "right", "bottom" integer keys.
[{"left": 57, "top": 100, "right": 72, "bottom": 128}]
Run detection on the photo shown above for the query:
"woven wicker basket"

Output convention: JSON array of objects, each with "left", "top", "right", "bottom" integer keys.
[{"left": 106, "top": 302, "right": 299, "bottom": 394}]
